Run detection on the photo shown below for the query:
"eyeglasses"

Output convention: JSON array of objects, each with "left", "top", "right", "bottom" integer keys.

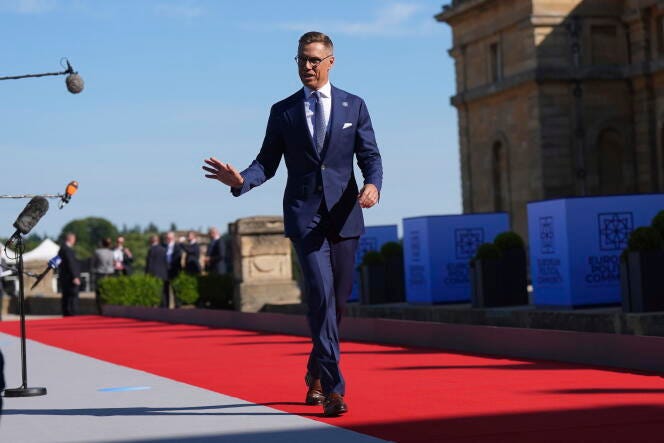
[{"left": 294, "top": 54, "right": 333, "bottom": 68}]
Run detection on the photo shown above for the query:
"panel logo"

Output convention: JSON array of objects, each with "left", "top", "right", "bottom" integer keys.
[
  {"left": 409, "top": 265, "right": 426, "bottom": 286},
  {"left": 598, "top": 212, "right": 633, "bottom": 251},
  {"left": 409, "top": 230, "right": 421, "bottom": 261},
  {"left": 455, "top": 228, "right": 484, "bottom": 260},
  {"left": 539, "top": 216, "right": 555, "bottom": 254}
]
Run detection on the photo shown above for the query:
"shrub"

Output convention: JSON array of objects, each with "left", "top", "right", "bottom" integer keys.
[
  {"left": 651, "top": 210, "right": 664, "bottom": 239},
  {"left": 493, "top": 231, "right": 525, "bottom": 251},
  {"left": 473, "top": 243, "right": 502, "bottom": 261},
  {"left": 362, "top": 250, "right": 385, "bottom": 265},
  {"left": 197, "top": 273, "right": 234, "bottom": 310},
  {"left": 171, "top": 272, "right": 199, "bottom": 305},
  {"left": 99, "top": 275, "right": 162, "bottom": 307},
  {"left": 380, "top": 241, "right": 403, "bottom": 259},
  {"left": 627, "top": 226, "right": 664, "bottom": 252}
]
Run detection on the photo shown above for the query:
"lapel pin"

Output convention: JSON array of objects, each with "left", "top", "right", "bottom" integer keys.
[{"left": 342, "top": 101, "right": 348, "bottom": 107}]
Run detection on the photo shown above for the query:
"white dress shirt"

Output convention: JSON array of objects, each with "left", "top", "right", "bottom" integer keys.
[
  {"left": 166, "top": 242, "right": 174, "bottom": 265},
  {"left": 303, "top": 82, "right": 331, "bottom": 139}
]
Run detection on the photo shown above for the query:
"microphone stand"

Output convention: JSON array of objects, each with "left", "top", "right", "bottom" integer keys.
[{"left": 2, "top": 234, "right": 47, "bottom": 397}]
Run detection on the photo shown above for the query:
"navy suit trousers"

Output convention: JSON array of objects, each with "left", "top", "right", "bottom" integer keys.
[{"left": 292, "top": 208, "right": 358, "bottom": 396}]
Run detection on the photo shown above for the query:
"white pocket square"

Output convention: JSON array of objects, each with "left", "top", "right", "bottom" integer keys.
[{"left": 342, "top": 123, "right": 353, "bottom": 129}]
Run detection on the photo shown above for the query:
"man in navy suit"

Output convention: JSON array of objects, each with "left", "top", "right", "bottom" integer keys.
[
  {"left": 58, "top": 232, "right": 81, "bottom": 316},
  {"left": 145, "top": 235, "right": 169, "bottom": 307},
  {"left": 203, "top": 31, "right": 382, "bottom": 417},
  {"left": 205, "top": 226, "right": 226, "bottom": 275}
]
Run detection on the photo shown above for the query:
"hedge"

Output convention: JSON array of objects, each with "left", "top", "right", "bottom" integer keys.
[
  {"left": 171, "top": 273, "right": 199, "bottom": 305},
  {"left": 98, "top": 275, "right": 162, "bottom": 307},
  {"left": 197, "top": 273, "right": 234, "bottom": 310}
]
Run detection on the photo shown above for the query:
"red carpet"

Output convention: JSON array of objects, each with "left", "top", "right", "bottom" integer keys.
[{"left": 2, "top": 316, "right": 664, "bottom": 442}]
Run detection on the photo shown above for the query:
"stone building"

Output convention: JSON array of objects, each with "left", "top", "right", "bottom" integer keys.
[{"left": 437, "top": 0, "right": 664, "bottom": 238}]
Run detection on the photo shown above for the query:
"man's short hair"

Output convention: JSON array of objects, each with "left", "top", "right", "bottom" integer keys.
[{"left": 299, "top": 31, "right": 333, "bottom": 53}]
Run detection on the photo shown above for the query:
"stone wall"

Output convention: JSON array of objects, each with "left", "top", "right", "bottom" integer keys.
[{"left": 228, "top": 216, "right": 300, "bottom": 312}]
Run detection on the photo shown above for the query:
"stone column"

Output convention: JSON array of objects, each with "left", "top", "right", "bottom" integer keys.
[{"left": 229, "top": 216, "right": 301, "bottom": 312}]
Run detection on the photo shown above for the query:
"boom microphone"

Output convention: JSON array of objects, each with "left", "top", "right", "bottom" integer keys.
[
  {"left": 5, "top": 197, "right": 49, "bottom": 248},
  {"left": 66, "top": 73, "right": 84, "bottom": 94},
  {"left": 64, "top": 61, "right": 84, "bottom": 94}
]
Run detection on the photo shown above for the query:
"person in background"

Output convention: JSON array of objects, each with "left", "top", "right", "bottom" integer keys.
[
  {"left": 58, "top": 232, "right": 81, "bottom": 316},
  {"left": 145, "top": 235, "right": 169, "bottom": 308},
  {"left": 92, "top": 237, "right": 115, "bottom": 313},
  {"left": 0, "top": 350, "right": 4, "bottom": 414},
  {"left": 163, "top": 231, "right": 182, "bottom": 308},
  {"left": 205, "top": 226, "right": 226, "bottom": 275},
  {"left": 0, "top": 257, "right": 6, "bottom": 322},
  {"left": 182, "top": 231, "right": 201, "bottom": 275},
  {"left": 164, "top": 231, "right": 182, "bottom": 281},
  {"left": 113, "top": 236, "right": 134, "bottom": 276}
]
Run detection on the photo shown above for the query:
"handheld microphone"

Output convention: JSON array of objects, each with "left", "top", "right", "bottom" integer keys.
[
  {"left": 59, "top": 180, "right": 79, "bottom": 209},
  {"left": 30, "top": 255, "right": 61, "bottom": 290},
  {"left": 5, "top": 197, "right": 49, "bottom": 248},
  {"left": 65, "top": 61, "right": 84, "bottom": 94}
]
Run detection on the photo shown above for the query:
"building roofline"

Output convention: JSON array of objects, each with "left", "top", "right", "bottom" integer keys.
[{"left": 435, "top": 0, "right": 493, "bottom": 23}]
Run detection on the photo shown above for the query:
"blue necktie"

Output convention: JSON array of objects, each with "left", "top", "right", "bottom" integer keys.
[{"left": 313, "top": 91, "right": 325, "bottom": 154}]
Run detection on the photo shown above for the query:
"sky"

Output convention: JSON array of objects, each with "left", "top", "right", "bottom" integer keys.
[{"left": 0, "top": 0, "right": 459, "bottom": 238}]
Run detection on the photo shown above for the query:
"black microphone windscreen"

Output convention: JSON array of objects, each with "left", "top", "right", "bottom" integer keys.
[
  {"left": 66, "top": 73, "right": 84, "bottom": 94},
  {"left": 13, "top": 197, "right": 49, "bottom": 235}
]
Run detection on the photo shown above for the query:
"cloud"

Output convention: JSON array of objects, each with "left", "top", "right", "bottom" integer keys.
[
  {"left": 0, "top": 0, "right": 57, "bottom": 14},
  {"left": 154, "top": 2, "right": 203, "bottom": 20},
  {"left": 254, "top": 2, "right": 434, "bottom": 37}
]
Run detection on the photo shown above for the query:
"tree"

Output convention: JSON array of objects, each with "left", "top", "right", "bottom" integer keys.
[
  {"left": 23, "top": 233, "right": 46, "bottom": 251},
  {"left": 144, "top": 222, "right": 159, "bottom": 234},
  {"left": 59, "top": 217, "right": 119, "bottom": 258},
  {"left": 0, "top": 232, "right": 46, "bottom": 253},
  {"left": 121, "top": 231, "right": 150, "bottom": 275}
]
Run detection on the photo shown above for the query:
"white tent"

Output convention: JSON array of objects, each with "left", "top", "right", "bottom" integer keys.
[{"left": 22, "top": 238, "right": 60, "bottom": 262}]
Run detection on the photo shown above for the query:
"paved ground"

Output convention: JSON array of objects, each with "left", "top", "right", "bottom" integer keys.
[{"left": 0, "top": 332, "right": 389, "bottom": 443}]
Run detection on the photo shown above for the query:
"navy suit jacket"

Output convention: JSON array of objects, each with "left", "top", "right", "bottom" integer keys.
[
  {"left": 58, "top": 243, "right": 80, "bottom": 288},
  {"left": 232, "top": 85, "right": 383, "bottom": 239},
  {"left": 145, "top": 244, "right": 168, "bottom": 281}
]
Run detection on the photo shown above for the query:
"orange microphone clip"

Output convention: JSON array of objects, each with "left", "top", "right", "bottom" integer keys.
[{"left": 59, "top": 180, "right": 79, "bottom": 209}]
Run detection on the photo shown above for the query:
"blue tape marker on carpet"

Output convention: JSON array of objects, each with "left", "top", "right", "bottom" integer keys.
[{"left": 98, "top": 386, "right": 152, "bottom": 392}]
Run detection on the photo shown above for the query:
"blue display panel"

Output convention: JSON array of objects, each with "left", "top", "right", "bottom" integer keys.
[
  {"left": 528, "top": 194, "right": 664, "bottom": 307},
  {"left": 349, "top": 225, "right": 398, "bottom": 302},
  {"left": 403, "top": 213, "right": 510, "bottom": 304}
]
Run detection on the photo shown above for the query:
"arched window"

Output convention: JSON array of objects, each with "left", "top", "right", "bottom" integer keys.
[{"left": 597, "top": 129, "right": 624, "bottom": 195}]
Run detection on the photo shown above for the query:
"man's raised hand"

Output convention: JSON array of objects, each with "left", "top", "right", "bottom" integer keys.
[{"left": 202, "top": 157, "right": 244, "bottom": 188}]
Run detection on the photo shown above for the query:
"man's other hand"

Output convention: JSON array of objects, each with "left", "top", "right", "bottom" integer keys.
[
  {"left": 358, "top": 184, "right": 379, "bottom": 208},
  {"left": 203, "top": 157, "right": 244, "bottom": 188}
]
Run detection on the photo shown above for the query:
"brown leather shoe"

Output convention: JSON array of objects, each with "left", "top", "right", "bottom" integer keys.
[
  {"left": 323, "top": 393, "right": 348, "bottom": 417},
  {"left": 304, "top": 373, "right": 325, "bottom": 406}
]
